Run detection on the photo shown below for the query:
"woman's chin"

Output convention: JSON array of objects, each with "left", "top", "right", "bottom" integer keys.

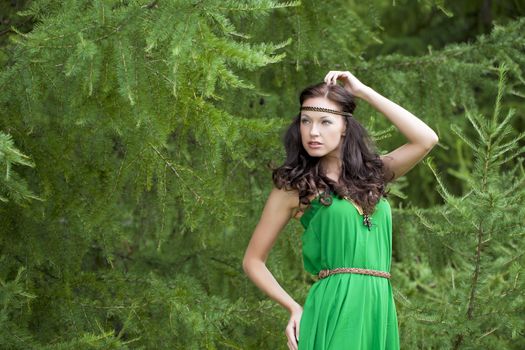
[{"left": 305, "top": 149, "right": 325, "bottom": 157}]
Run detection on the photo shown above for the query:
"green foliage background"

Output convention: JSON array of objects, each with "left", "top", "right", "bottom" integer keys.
[{"left": 0, "top": 0, "right": 524, "bottom": 349}]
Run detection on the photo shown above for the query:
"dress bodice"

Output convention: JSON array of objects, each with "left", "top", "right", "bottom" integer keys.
[{"left": 299, "top": 194, "right": 393, "bottom": 276}]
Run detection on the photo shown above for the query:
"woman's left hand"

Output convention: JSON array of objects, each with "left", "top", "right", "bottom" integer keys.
[{"left": 324, "top": 71, "right": 368, "bottom": 98}]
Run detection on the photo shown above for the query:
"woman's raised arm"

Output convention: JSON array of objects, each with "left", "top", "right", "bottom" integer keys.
[
  {"left": 325, "top": 70, "right": 439, "bottom": 182},
  {"left": 362, "top": 85, "right": 439, "bottom": 181}
]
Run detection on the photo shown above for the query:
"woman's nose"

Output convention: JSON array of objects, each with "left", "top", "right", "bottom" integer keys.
[{"left": 310, "top": 123, "right": 320, "bottom": 136}]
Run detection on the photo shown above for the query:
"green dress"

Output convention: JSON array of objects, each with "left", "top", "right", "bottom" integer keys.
[{"left": 298, "top": 193, "right": 400, "bottom": 350}]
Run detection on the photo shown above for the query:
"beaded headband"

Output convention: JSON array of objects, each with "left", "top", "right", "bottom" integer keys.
[{"left": 300, "top": 106, "right": 353, "bottom": 117}]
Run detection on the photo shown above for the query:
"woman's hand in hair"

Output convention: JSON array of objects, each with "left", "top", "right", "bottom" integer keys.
[{"left": 324, "top": 70, "right": 368, "bottom": 99}]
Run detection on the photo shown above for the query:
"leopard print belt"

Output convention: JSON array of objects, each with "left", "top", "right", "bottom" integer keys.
[{"left": 318, "top": 267, "right": 391, "bottom": 280}]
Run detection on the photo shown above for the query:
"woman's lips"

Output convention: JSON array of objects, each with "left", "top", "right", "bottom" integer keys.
[{"left": 308, "top": 141, "right": 323, "bottom": 149}]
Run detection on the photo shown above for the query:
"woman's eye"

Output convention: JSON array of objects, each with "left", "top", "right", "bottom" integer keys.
[{"left": 300, "top": 119, "right": 331, "bottom": 125}]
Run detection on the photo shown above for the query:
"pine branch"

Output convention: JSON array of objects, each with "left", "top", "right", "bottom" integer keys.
[{"left": 149, "top": 143, "right": 203, "bottom": 204}]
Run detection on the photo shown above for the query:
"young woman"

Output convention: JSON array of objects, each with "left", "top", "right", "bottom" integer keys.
[{"left": 242, "top": 70, "right": 439, "bottom": 350}]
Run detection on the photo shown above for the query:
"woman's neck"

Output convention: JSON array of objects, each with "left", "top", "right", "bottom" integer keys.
[{"left": 320, "top": 155, "right": 342, "bottom": 183}]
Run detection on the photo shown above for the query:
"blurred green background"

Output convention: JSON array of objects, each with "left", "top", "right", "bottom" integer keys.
[{"left": 1, "top": 1, "right": 524, "bottom": 349}]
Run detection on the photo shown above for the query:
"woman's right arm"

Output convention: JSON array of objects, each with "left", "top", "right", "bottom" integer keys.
[{"left": 242, "top": 187, "right": 303, "bottom": 314}]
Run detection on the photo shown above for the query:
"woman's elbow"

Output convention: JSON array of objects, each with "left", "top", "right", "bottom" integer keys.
[
  {"left": 429, "top": 131, "right": 439, "bottom": 146},
  {"left": 242, "top": 255, "right": 255, "bottom": 275},
  {"left": 242, "top": 255, "right": 263, "bottom": 275},
  {"left": 242, "top": 257, "right": 250, "bottom": 274},
  {"left": 423, "top": 133, "right": 439, "bottom": 150}
]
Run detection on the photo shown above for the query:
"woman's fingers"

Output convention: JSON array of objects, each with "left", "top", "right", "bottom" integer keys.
[
  {"left": 295, "top": 321, "right": 300, "bottom": 341},
  {"left": 330, "top": 71, "right": 339, "bottom": 85},
  {"left": 325, "top": 71, "right": 351, "bottom": 86},
  {"left": 324, "top": 71, "right": 334, "bottom": 85},
  {"left": 334, "top": 71, "right": 343, "bottom": 85},
  {"left": 287, "top": 336, "right": 297, "bottom": 350},
  {"left": 286, "top": 322, "right": 299, "bottom": 350},
  {"left": 285, "top": 307, "right": 302, "bottom": 350}
]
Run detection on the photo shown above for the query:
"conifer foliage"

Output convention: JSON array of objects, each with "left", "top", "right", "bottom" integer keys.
[
  {"left": 394, "top": 65, "right": 525, "bottom": 349},
  {"left": 0, "top": 1, "right": 524, "bottom": 349},
  {"left": 0, "top": 1, "right": 298, "bottom": 348}
]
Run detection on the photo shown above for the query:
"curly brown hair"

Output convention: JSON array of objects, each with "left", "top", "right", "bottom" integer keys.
[{"left": 272, "top": 82, "right": 394, "bottom": 215}]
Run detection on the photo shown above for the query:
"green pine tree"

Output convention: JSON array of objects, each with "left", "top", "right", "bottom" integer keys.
[
  {"left": 0, "top": 1, "right": 524, "bottom": 348},
  {"left": 394, "top": 64, "right": 525, "bottom": 349}
]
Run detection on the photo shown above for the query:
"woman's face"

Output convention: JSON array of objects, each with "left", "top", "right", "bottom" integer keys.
[{"left": 300, "top": 97, "right": 346, "bottom": 158}]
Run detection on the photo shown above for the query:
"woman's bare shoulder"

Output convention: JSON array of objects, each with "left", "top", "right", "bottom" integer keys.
[
  {"left": 274, "top": 188, "right": 321, "bottom": 220},
  {"left": 269, "top": 187, "right": 320, "bottom": 202},
  {"left": 268, "top": 186, "right": 301, "bottom": 209}
]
